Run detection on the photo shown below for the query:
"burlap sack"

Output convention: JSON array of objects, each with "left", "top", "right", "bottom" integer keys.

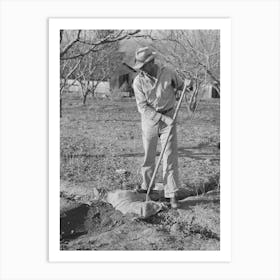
[{"left": 106, "top": 190, "right": 164, "bottom": 219}]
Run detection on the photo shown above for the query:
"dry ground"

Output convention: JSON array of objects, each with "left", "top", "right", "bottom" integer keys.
[{"left": 60, "top": 93, "right": 220, "bottom": 250}]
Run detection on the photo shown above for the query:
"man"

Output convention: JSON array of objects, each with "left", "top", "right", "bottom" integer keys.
[{"left": 133, "top": 46, "right": 185, "bottom": 209}]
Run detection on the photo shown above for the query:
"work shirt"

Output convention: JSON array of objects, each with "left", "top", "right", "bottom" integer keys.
[{"left": 133, "top": 66, "right": 184, "bottom": 123}]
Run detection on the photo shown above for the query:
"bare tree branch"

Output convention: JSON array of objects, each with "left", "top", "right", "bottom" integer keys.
[
  {"left": 60, "top": 58, "right": 83, "bottom": 94},
  {"left": 60, "top": 30, "right": 141, "bottom": 60},
  {"left": 60, "top": 30, "right": 81, "bottom": 58}
]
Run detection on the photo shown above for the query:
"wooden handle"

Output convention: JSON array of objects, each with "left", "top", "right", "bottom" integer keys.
[{"left": 145, "top": 80, "right": 190, "bottom": 201}]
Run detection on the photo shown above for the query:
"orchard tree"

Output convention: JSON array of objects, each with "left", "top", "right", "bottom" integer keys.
[
  {"left": 132, "top": 29, "right": 220, "bottom": 112},
  {"left": 59, "top": 29, "right": 141, "bottom": 116},
  {"left": 146, "top": 30, "right": 220, "bottom": 91},
  {"left": 75, "top": 42, "right": 123, "bottom": 105}
]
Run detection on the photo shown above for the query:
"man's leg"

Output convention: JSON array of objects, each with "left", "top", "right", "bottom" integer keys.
[
  {"left": 159, "top": 122, "right": 179, "bottom": 198},
  {"left": 141, "top": 117, "right": 158, "bottom": 190}
]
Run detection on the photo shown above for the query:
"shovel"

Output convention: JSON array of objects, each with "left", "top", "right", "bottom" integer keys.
[{"left": 145, "top": 79, "right": 192, "bottom": 202}]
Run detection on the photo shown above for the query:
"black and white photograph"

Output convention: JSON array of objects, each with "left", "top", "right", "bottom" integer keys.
[
  {"left": 1, "top": 0, "right": 279, "bottom": 279},
  {"left": 49, "top": 18, "right": 231, "bottom": 261},
  {"left": 59, "top": 28, "right": 221, "bottom": 250},
  {"left": 49, "top": 19, "right": 230, "bottom": 259}
]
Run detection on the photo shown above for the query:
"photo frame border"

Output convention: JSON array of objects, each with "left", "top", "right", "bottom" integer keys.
[
  {"left": 1, "top": 0, "right": 279, "bottom": 279},
  {"left": 49, "top": 17, "right": 231, "bottom": 262}
]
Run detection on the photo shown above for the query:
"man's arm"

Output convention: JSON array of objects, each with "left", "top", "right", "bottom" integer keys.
[
  {"left": 133, "top": 77, "right": 162, "bottom": 123},
  {"left": 172, "top": 71, "right": 194, "bottom": 91},
  {"left": 171, "top": 70, "right": 184, "bottom": 91}
]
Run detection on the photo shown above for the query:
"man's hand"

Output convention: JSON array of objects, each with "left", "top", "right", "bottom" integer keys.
[
  {"left": 161, "top": 115, "right": 174, "bottom": 126},
  {"left": 185, "top": 78, "right": 192, "bottom": 87},
  {"left": 186, "top": 78, "right": 195, "bottom": 91}
]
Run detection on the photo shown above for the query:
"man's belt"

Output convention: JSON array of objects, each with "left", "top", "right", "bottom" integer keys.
[{"left": 157, "top": 108, "right": 173, "bottom": 115}]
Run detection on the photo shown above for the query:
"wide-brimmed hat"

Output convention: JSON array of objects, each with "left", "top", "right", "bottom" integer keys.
[{"left": 134, "top": 47, "right": 156, "bottom": 70}]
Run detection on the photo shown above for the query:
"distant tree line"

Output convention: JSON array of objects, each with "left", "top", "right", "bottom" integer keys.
[{"left": 59, "top": 29, "right": 220, "bottom": 117}]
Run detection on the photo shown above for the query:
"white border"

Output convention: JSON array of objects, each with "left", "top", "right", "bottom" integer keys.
[{"left": 49, "top": 18, "right": 231, "bottom": 262}]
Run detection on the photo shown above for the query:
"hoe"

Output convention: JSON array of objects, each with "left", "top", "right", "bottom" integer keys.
[{"left": 145, "top": 79, "right": 193, "bottom": 202}]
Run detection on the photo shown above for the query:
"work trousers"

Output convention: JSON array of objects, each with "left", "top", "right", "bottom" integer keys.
[{"left": 141, "top": 110, "right": 179, "bottom": 198}]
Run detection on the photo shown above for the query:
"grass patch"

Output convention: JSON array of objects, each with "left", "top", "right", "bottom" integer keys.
[{"left": 60, "top": 95, "right": 220, "bottom": 250}]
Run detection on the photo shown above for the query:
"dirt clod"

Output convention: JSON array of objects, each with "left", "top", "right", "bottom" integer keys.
[
  {"left": 60, "top": 190, "right": 220, "bottom": 250},
  {"left": 60, "top": 98, "right": 220, "bottom": 250}
]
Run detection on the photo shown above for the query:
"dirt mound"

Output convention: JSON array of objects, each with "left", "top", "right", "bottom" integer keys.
[
  {"left": 60, "top": 190, "right": 220, "bottom": 250},
  {"left": 60, "top": 198, "right": 130, "bottom": 242}
]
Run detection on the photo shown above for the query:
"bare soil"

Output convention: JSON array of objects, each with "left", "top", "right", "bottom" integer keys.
[{"left": 60, "top": 94, "right": 220, "bottom": 250}]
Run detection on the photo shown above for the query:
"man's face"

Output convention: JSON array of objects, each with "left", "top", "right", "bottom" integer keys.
[{"left": 140, "top": 60, "right": 154, "bottom": 76}]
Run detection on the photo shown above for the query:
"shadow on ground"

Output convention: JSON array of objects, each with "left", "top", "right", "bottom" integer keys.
[
  {"left": 61, "top": 144, "right": 220, "bottom": 161},
  {"left": 60, "top": 189, "right": 220, "bottom": 251}
]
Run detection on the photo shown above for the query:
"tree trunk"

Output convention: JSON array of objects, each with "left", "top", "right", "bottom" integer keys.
[
  {"left": 83, "top": 94, "right": 87, "bottom": 105},
  {"left": 60, "top": 96, "right": 62, "bottom": 118}
]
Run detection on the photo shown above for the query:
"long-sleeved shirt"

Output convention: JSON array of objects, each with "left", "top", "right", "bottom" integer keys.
[{"left": 133, "top": 66, "right": 184, "bottom": 123}]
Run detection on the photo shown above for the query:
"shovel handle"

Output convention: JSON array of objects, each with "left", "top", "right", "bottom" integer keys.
[{"left": 145, "top": 79, "right": 190, "bottom": 201}]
